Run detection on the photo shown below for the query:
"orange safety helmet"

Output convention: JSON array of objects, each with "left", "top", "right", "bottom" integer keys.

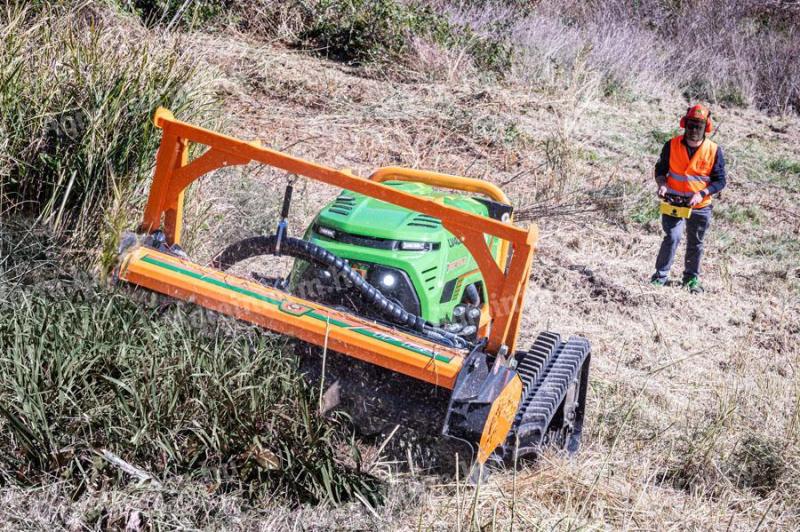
[{"left": 680, "top": 104, "right": 713, "bottom": 133}]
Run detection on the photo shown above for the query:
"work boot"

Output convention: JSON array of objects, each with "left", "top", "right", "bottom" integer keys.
[
  {"left": 683, "top": 276, "right": 704, "bottom": 294},
  {"left": 650, "top": 274, "right": 667, "bottom": 287}
]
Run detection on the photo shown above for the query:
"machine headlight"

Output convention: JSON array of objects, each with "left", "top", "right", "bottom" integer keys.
[
  {"left": 317, "top": 226, "right": 336, "bottom": 239},
  {"left": 380, "top": 272, "right": 397, "bottom": 288},
  {"left": 399, "top": 241, "right": 431, "bottom": 251},
  {"left": 366, "top": 266, "right": 421, "bottom": 316}
]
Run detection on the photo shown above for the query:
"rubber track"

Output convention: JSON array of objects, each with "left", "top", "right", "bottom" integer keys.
[{"left": 510, "top": 333, "right": 590, "bottom": 454}]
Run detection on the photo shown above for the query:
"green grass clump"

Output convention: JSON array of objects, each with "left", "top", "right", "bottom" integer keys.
[
  {"left": 0, "top": 4, "right": 216, "bottom": 266},
  {"left": 0, "top": 280, "right": 381, "bottom": 506},
  {"left": 715, "top": 204, "right": 763, "bottom": 226},
  {"left": 588, "top": 181, "right": 659, "bottom": 227},
  {"left": 766, "top": 156, "right": 800, "bottom": 191},
  {"left": 727, "top": 433, "right": 786, "bottom": 497},
  {"left": 648, "top": 127, "right": 681, "bottom": 154},
  {"left": 767, "top": 157, "right": 800, "bottom": 175},
  {"left": 743, "top": 234, "right": 800, "bottom": 261},
  {"left": 629, "top": 200, "right": 660, "bottom": 226},
  {"left": 760, "top": 157, "right": 800, "bottom": 193},
  {"left": 124, "top": 0, "right": 230, "bottom": 29}
]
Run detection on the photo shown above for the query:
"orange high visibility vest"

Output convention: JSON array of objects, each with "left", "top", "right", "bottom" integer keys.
[{"left": 666, "top": 135, "right": 717, "bottom": 208}]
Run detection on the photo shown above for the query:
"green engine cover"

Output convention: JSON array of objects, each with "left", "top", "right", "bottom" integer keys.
[{"left": 295, "top": 181, "right": 502, "bottom": 325}]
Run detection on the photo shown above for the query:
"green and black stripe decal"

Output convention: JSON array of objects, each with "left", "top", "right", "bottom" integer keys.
[{"left": 139, "top": 255, "right": 454, "bottom": 363}]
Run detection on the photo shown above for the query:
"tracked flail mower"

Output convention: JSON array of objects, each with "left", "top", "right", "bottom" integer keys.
[{"left": 116, "top": 108, "right": 591, "bottom": 470}]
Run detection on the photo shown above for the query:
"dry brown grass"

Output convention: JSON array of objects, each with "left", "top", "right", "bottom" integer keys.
[
  {"left": 182, "top": 32, "right": 800, "bottom": 530},
  {"left": 3, "top": 12, "right": 800, "bottom": 531}
]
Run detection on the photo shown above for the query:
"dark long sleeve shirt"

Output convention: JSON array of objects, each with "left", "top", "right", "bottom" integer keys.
[{"left": 654, "top": 138, "right": 727, "bottom": 196}]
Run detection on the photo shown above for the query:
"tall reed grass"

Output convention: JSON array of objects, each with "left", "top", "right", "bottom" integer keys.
[
  {"left": 0, "top": 272, "right": 382, "bottom": 505},
  {"left": 0, "top": 3, "right": 216, "bottom": 267}
]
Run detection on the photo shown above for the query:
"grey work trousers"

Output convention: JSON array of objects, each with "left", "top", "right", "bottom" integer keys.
[{"left": 653, "top": 205, "right": 712, "bottom": 282}]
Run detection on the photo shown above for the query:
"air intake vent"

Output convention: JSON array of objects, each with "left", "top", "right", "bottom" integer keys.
[
  {"left": 329, "top": 194, "right": 355, "bottom": 216},
  {"left": 408, "top": 214, "right": 442, "bottom": 229},
  {"left": 422, "top": 266, "right": 438, "bottom": 292}
]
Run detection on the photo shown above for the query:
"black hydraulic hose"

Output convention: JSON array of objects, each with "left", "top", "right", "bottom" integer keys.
[
  {"left": 212, "top": 235, "right": 277, "bottom": 270},
  {"left": 464, "top": 283, "right": 480, "bottom": 306},
  {"left": 211, "top": 235, "right": 428, "bottom": 331}
]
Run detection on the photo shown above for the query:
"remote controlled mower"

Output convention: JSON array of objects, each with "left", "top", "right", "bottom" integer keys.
[{"left": 116, "top": 108, "right": 591, "bottom": 469}]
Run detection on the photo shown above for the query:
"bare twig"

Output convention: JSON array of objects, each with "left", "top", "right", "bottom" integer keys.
[
  {"left": 97, "top": 450, "right": 161, "bottom": 486},
  {"left": 367, "top": 424, "right": 401, "bottom": 473}
]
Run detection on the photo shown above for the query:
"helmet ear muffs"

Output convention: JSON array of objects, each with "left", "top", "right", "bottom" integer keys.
[
  {"left": 680, "top": 106, "right": 692, "bottom": 128},
  {"left": 705, "top": 115, "right": 713, "bottom": 133}
]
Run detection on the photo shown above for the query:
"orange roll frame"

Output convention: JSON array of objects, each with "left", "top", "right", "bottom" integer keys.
[{"left": 124, "top": 108, "right": 538, "bottom": 386}]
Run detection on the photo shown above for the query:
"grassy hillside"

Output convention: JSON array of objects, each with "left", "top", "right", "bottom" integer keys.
[{"left": 2, "top": 1, "right": 799, "bottom": 529}]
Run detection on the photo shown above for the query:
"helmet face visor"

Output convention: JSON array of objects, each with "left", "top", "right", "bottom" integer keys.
[{"left": 685, "top": 119, "right": 706, "bottom": 142}]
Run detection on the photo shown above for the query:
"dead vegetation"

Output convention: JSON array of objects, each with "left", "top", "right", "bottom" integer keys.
[{"left": 2, "top": 1, "right": 800, "bottom": 530}]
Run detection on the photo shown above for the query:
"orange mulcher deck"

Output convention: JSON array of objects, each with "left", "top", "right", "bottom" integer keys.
[{"left": 118, "top": 245, "right": 467, "bottom": 389}]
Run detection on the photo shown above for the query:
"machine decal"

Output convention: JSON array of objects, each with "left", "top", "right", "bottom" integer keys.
[
  {"left": 279, "top": 300, "right": 314, "bottom": 316},
  {"left": 447, "top": 257, "right": 467, "bottom": 271},
  {"left": 139, "top": 254, "right": 452, "bottom": 363}
]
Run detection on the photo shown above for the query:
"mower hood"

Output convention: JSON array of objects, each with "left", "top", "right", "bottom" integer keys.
[{"left": 316, "top": 181, "right": 489, "bottom": 242}]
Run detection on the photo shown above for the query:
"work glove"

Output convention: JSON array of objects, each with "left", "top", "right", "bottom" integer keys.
[
  {"left": 657, "top": 185, "right": 667, "bottom": 198},
  {"left": 688, "top": 192, "right": 703, "bottom": 206}
]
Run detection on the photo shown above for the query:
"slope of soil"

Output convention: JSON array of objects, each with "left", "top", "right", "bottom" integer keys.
[{"left": 3, "top": 25, "right": 799, "bottom": 532}]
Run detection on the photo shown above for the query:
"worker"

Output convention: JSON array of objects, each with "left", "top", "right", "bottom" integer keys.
[{"left": 650, "top": 104, "right": 727, "bottom": 293}]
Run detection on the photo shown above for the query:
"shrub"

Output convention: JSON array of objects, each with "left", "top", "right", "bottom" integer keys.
[
  {"left": 494, "top": 0, "right": 800, "bottom": 114},
  {"left": 48, "top": 1, "right": 799, "bottom": 114},
  {"left": 299, "top": 0, "right": 422, "bottom": 63},
  {"left": 296, "top": 0, "right": 511, "bottom": 72},
  {"left": 503, "top": 6, "right": 671, "bottom": 98}
]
